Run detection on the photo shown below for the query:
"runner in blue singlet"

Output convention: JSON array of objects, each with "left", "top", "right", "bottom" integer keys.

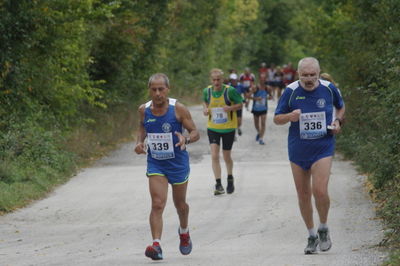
[
  {"left": 250, "top": 81, "right": 270, "bottom": 145},
  {"left": 274, "top": 57, "right": 345, "bottom": 255},
  {"left": 135, "top": 73, "right": 200, "bottom": 261}
]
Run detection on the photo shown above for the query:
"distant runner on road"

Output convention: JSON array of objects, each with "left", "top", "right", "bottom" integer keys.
[
  {"left": 274, "top": 57, "right": 345, "bottom": 254},
  {"left": 203, "top": 68, "right": 243, "bottom": 196},
  {"left": 228, "top": 73, "right": 246, "bottom": 137},
  {"left": 239, "top": 67, "right": 255, "bottom": 110},
  {"left": 134, "top": 73, "right": 200, "bottom": 261},
  {"left": 249, "top": 78, "right": 270, "bottom": 145}
]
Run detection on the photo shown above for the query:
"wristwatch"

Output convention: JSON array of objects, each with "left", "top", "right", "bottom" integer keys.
[
  {"left": 335, "top": 117, "right": 343, "bottom": 126},
  {"left": 185, "top": 137, "right": 191, "bottom": 145}
]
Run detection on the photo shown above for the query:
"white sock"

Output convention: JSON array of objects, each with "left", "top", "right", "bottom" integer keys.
[
  {"left": 318, "top": 223, "right": 328, "bottom": 230},
  {"left": 179, "top": 227, "right": 189, "bottom": 234},
  {"left": 308, "top": 228, "right": 317, "bottom": 237},
  {"left": 153, "top": 239, "right": 161, "bottom": 245}
]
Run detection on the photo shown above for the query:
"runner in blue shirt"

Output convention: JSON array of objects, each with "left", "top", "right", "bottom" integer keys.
[
  {"left": 135, "top": 73, "right": 200, "bottom": 261},
  {"left": 274, "top": 57, "right": 345, "bottom": 254},
  {"left": 249, "top": 80, "right": 270, "bottom": 145},
  {"left": 229, "top": 73, "right": 246, "bottom": 136}
]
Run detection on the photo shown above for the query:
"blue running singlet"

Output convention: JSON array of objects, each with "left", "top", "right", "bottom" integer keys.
[
  {"left": 144, "top": 98, "right": 190, "bottom": 184},
  {"left": 275, "top": 80, "right": 344, "bottom": 170},
  {"left": 252, "top": 89, "right": 268, "bottom": 112}
]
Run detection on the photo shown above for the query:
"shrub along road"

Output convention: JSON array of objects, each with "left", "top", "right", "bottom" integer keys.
[{"left": 0, "top": 100, "right": 386, "bottom": 265}]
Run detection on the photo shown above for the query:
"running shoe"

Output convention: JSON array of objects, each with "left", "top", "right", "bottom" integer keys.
[
  {"left": 178, "top": 230, "right": 192, "bottom": 255},
  {"left": 304, "top": 235, "right": 319, "bottom": 254},
  {"left": 256, "top": 134, "right": 260, "bottom": 141},
  {"left": 259, "top": 139, "right": 265, "bottom": 145},
  {"left": 214, "top": 183, "right": 225, "bottom": 195},
  {"left": 227, "top": 178, "right": 235, "bottom": 194},
  {"left": 318, "top": 228, "right": 332, "bottom": 251},
  {"left": 238, "top": 128, "right": 242, "bottom": 136},
  {"left": 145, "top": 242, "right": 163, "bottom": 260}
]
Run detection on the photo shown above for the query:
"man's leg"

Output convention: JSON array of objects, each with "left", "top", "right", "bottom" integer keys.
[
  {"left": 146, "top": 175, "right": 168, "bottom": 260},
  {"left": 222, "top": 130, "right": 235, "bottom": 194},
  {"left": 210, "top": 143, "right": 221, "bottom": 180},
  {"left": 310, "top": 156, "right": 332, "bottom": 224},
  {"left": 273, "top": 86, "right": 279, "bottom": 100},
  {"left": 291, "top": 162, "right": 319, "bottom": 254},
  {"left": 172, "top": 182, "right": 189, "bottom": 230},
  {"left": 222, "top": 149, "right": 233, "bottom": 176},
  {"left": 278, "top": 87, "right": 283, "bottom": 98},
  {"left": 253, "top": 115, "right": 260, "bottom": 135},
  {"left": 290, "top": 162, "right": 313, "bottom": 230},
  {"left": 311, "top": 156, "right": 333, "bottom": 252},
  {"left": 223, "top": 149, "right": 235, "bottom": 194},
  {"left": 172, "top": 181, "right": 192, "bottom": 255},
  {"left": 259, "top": 114, "right": 267, "bottom": 144},
  {"left": 237, "top": 116, "right": 242, "bottom": 136},
  {"left": 211, "top": 143, "right": 224, "bottom": 195},
  {"left": 148, "top": 175, "right": 168, "bottom": 240}
]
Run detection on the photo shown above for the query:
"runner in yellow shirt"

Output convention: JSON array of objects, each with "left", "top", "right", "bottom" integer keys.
[{"left": 202, "top": 68, "right": 243, "bottom": 195}]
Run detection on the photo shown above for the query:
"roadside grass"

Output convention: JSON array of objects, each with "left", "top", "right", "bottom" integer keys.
[
  {"left": 377, "top": 177, "right": 400, "bottom": 266},
  {"left": 0, "top": 97, "right": 202, "bottom": 215},
  {"left": 337, "top": 135, "right": 400, "bottom": 266},
  {"left": 65, "top": 104, "right": 137, "bottom": 168},
  {"left": 0, "top": 104, "right": 137, "bottom": 214}
]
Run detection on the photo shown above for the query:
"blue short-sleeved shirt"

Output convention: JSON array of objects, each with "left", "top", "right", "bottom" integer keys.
[
  {"left": 230, "top": 83, "right": 247, "bottom": 97},
  {"left": 275, "top": 80, "right": 344, "bottom": 163},
  {"left": 252, "top": 89, "right": 268, "bottom": 112}
]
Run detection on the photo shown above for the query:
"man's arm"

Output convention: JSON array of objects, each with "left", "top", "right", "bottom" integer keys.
[
  {"left": 134, "top": 105, "right": 147, "bottom": 154},
  {"left": 330, "top": 105, "right": 346, "bottom": 135},
  {"left": 274, "top": 109, "right": 301, "bottom": 125},
  {"left": 202, "top": 87, "right": 210, "bottom": 116},
  {"left": 203, "top": 102, "right": 209, "bottom": 116},
  {"left": 224, "top": 86, "right": 243, "bottom": 112},
  {"left": 175, "top": 103, "right": 200, "bottom": 149},
  {"left": 223, "top": 102, "right": 243, "bottom": 112}
]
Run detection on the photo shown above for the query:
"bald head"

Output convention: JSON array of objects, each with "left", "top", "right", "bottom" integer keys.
[
  {"left": 298, "top": 57, "right": 320, "bottom": 72},
  {"left": 148, "top": 73, "right": 170, "bottom": 88},
  {"left": 298, "top": 57, "right": 320, "bottom": 91}
]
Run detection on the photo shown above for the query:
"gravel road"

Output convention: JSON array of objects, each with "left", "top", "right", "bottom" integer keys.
[{"left": 0, "top": 100, "right": 387, "bottom": 266}]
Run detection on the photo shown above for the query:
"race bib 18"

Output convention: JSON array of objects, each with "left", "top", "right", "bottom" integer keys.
[{"left": 211, "top": 107, "right": 228, "bottom": 124}]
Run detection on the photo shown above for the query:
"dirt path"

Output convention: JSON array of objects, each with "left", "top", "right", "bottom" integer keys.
[{"left": 0, "top": 100, "right": 386, "bottom": 265}]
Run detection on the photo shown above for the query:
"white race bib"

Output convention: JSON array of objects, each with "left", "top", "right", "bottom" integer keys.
[
  {"left": 211, "top": 107, "right": 228, "bottom": 124},
  {"left": 147, "top": 133, "right": 175, "bottom": 160},
  {"left": 254, "top": 98, "right": 266, "bottom": 108},
  {"left": 299, "top": 111, "right": 327, "bottom": 139}
]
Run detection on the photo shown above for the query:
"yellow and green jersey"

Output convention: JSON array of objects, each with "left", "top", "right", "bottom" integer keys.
[{"left": 203, "top": 84, "right": 243, "bottom": 133}]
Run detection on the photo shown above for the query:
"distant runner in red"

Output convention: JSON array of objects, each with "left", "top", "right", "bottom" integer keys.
[{"left": 239, "top": 67, "right": 256, "bottom": 110}]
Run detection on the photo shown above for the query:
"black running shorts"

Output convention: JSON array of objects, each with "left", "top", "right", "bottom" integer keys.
[
  {"left": 207, "top": 129, "right": 235, "bottom": 150},
  {"left": 251, "top": 110, "right": 267, "bottom": 117}
]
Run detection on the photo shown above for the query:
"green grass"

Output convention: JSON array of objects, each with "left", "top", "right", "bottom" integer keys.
[{"left": 0, "top": 103, "right": 137, "bottom": 214}]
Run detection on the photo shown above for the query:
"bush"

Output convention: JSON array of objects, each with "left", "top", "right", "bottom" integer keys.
[{"left": 0, "top": 113, "right": 75, "bottom": 212}]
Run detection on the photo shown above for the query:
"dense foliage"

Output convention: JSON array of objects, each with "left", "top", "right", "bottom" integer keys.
[
  {"left": 292, "top": 0, "right": 400, "bottom": 261},
  {"left": 1, "top": 0, "right": 399, "bottom": 262},
  {"left": 0, "top": 0, "right": 169, "bottom": 211}
]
